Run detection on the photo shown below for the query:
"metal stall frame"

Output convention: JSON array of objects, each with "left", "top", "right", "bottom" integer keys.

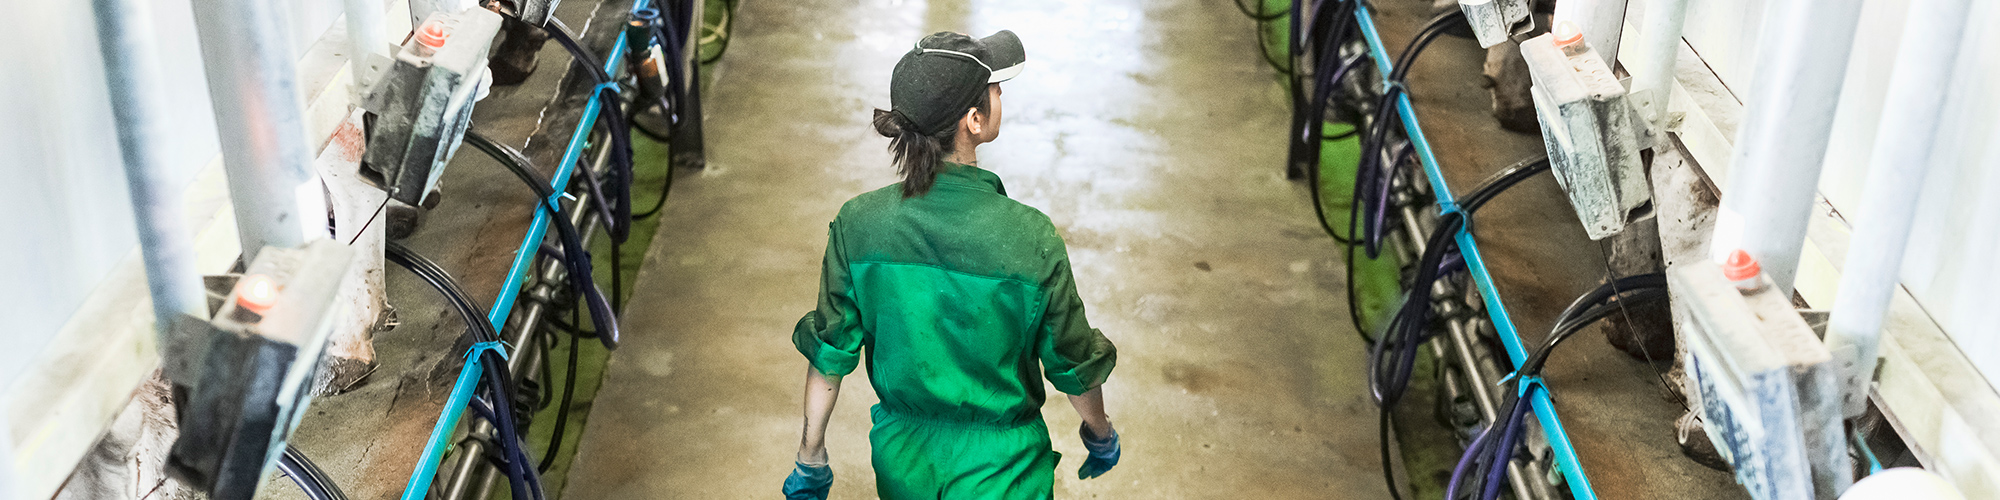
[
  {"left": 1352, "top": 5, "right": 1600, "bottom": 499},
  {"left": 399, "top": 0, "right": 651, "bottom": 497}
]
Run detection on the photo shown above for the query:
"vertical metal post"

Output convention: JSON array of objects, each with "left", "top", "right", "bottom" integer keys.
[
  {"left": 1824, "top": 0, "right": 1972, "bottom": 419},
  {"left": 1553, "top": 0, "right": 1629, "bottom": 62},
  {"left": 92, "top": 0, "right": 209, "bottom": 336},
  {"left": 669, "top": 0, "right": 707, "bottom": 170},
  {"left": 344, "top": 0, "right": 393, "bottom": 97},
  {"left": 1707, "top": 0, "right": 1866, "bottom": 296},
  {"left": 1632, "top": 0, "right": 1690, "bottom": 141},
  {"left": 189, "top": 0, "right": 319, "bottom": 261}
]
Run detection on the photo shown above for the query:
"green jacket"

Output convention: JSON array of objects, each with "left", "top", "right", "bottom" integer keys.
[{"left": 794, "top": 163, "right": 1117, "bottom": 427}]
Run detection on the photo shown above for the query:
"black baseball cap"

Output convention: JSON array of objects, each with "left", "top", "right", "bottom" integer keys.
[{"left": 889, "top": 30, "right": 1026, "bottom": 136}]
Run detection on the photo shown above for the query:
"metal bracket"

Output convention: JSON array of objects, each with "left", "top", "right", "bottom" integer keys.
[
  {"left": 1673, "top": 260, "right": 1849, "bottom": 499},
  {"left": 1522, "top": 31, "right": 1648, "bottom": 240},
  {"left": 165, "top": 240, "right": 356, "bottom": 500},
  {"left": 359, "top": 8, "right": 504, "bottom": 208}
]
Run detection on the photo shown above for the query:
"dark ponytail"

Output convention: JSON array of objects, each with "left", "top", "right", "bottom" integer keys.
[
  {"left": 874, "top": 88, "right": 992, "bottom": 198},
  {"left": 874, "top": 109, "right": 954, "bottom": 198}
]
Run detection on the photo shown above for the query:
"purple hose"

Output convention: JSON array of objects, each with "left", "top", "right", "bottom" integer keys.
[
  {"left": 1481, "top": 387, "right": 1538, "bottom": 500},
  {"left": 1446, "top": 423, "right": 1497, "bottom": 499},
  {"left": 1438, "top": 251, "right": 1463, "bottom": 275},
  {"left": 1366, "top": 143, "right": 1411, "bottom": 253}
]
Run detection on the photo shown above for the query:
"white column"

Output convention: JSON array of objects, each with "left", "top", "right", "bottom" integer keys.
[
  {"left": 1707, "top": 0, "right": 1867, "bottom": 297},
  {"left": 1824, "top": 0, "right": 1976, "bottom": 419}
]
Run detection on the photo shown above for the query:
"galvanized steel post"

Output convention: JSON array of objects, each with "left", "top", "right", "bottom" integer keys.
[
  {"left": 1824, "top": 0, "right": 1973, "bottom": 419},
  {"left": 1707, "top": 0, "right": 1866, "bottom": 296},
  {"left": 91, "top": 0, "right": 210, "bottom": 344},
  {"left": 1632, "top": 0, "right": 1690, "bottom": 141},
  {"left": 189, "top": 0, "right": 320, "bottom": 261}
]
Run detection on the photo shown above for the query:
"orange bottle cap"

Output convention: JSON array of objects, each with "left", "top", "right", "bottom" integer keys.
[
  {"left": 236, "top": 274, "right": 281, "bottom": 313},
  {"left": 1722, "top": 249, "right": 1761, "bottom": 282},
  {"left": 1553, "top": 21, "right": 1584, "bottom": 48},
  {"left": 416, "top": 20, "right": 451, "bottom": 50}
]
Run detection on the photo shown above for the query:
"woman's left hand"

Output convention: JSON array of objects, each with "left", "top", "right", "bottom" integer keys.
[{"left": 782, "top": 459, "right": 833, "bottom": 500}]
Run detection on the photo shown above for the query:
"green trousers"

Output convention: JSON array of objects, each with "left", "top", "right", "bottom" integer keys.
[{"left": 869, "top": 405, "right": 1062, "bottom": 499}]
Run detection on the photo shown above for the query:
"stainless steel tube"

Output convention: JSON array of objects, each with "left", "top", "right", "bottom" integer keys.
[
  {"left": 1444, "top": 316, "right": 1549, "bottom": 500},
  {"left": 1824, "top": 0, "right": 1973, "bottom": 418},
  {"left": 342, "top": 0, "right": 393, "bottom": 96},
  {"left": 1707, "top": 0, "right": 1866, "bottom": 296},
  {"left": 91, "top": 0, "right": 210, "bottom": 367},
  {"left": 188, "top": 0, "right": 319, "bottom": 260},
  {"left": 1632, "top": 0, "right": 1690, "bottom": 140}
]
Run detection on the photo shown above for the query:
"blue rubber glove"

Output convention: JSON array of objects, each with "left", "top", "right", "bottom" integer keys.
[
  {"left": 1078, "top": 423, "right": 1121, "bottom": 480},
  {"left": 782, "top": 461, "right": 833, "bottom": 500}
]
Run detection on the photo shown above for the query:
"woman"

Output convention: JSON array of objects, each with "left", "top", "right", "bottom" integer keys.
[{"left": 782, "top": 30, "right": 1122, "bottom": 499}]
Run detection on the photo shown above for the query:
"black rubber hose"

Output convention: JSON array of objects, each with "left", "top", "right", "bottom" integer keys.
[
  {"left": 277, "top": 445, "right": 349, "bottom": 500},
  {"left": 542, "top": 18, "right": 637, "bottom": 243},
  {"left": 1458, "top": 156, "right": 1551, "bottom": 214},
  {"left": 1297, "top": 0, "right": 1361, "bottom": 182},
  {"left": 1379, "top": 404, "right": 1404, "bottom": 500},
  {"left": 466, "top": 131, "right": 617, "bottom": 242},
  {"left": 480, "top": 350, "right": 546, "bottom": 500},
  {"left": 461, "top": 130, "right": 622, "bottom": 350},
  {"left": 1303, "top": 53, "right": 1374, "bottom": 247},
  {"left": 1517, "top": 281, "right": 1670, "bottom": 377},
  {"left": 385, "top": 241, "right": 500, "bottom": 344},
  {"left": 1354, "top": 11, "right": 1469, "bottom": 257},
  {"left": 536, "top": 310, "right": 583, "bottom": 473},
  {"left": 286, "top": 445, "right": 346, "bottom": 500}
]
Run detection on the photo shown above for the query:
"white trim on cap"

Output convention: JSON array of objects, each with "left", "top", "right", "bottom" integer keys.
[
  {"left": 916, "top": 47, "right": 995, "bottom": 73},
  {"left": 987, "top": 62, "right": 1024, "bottom": 83}
]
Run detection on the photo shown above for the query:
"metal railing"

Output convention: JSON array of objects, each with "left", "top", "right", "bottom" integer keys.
[
  {"left": 400, "top": 1, "right": 651, "bottom": 497},
  {"left": 1351, "top": 4, "right": 1599, "bottom": 499}
]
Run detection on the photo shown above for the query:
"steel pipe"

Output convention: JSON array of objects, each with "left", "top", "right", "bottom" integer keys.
[
  {"left": 1553, "top": 0, "right": 1629, "bottom": 62},
  {"left": 1632, "top": 0, "right": 1690, "bottom": 141},
  {"left": 1707, "top": 0, "right": 1866, "bottom": 296},
  {"left": 91, "top": 0, "right": 210, "bottom": 377},
  {"left": 1823, "top": 0, "right": 1972, "bottom": 419},
  {"left": 342, "top": 0, "right": 394, "bottom": 96},
  {"left": 188, "top": 0, "right": 321, "bottom": 260}
]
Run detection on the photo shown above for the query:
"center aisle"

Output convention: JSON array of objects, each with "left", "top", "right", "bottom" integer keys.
[{"left": 562, "top": 0, "right": 1387, "bottom": 496}]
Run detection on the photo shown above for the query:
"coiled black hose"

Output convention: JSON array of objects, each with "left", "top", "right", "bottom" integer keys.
[
  {"left": 384, "top": 242, "right": 539, "bottom": 497},
  {"left": 462, "top": 130, "right": 622, "bottom": 350},
  {"left": 1355, "top": 10, "right": 1468, "bottom": 258},
  {"left": 277, "top": 445, "right": 349, "bottom": 500},
  {"left": 386, "top": 241, "right": 501, "bottom": 344},
  {"left": 1366, "top": 154, "right": 1550, "bottom": 500},
  {"left": 473, "top": 348, "right": 547, "bottom": 500},
  {"left": 543, "top": 18, "right": 637, "bottom": 245},
  {"left": 1446, "top": 276, "right": 1669, "bottom": 499}
]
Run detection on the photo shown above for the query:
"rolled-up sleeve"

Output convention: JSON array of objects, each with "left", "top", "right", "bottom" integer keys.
[
  {"left": 1038, "top": 254, "right": 1117, "bottom": 396},
  {"left": 793, "top": 222, "right": 865, "bottom": 377}
]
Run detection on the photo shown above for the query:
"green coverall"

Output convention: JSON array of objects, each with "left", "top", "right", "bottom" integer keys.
[{"left": 793, "top": 163, "right": 1118, "bottom": 499}]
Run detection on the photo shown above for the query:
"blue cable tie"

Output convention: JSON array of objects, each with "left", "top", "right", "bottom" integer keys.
[{"left": 1516, "top": 375, "right": 1546, "bottom": 398}]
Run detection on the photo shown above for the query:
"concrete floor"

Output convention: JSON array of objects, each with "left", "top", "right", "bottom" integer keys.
[{"left": 563, "top": 0, "right": 1388, "bottom": 497}]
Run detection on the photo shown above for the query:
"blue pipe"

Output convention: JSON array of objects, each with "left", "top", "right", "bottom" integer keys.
[
  {"left": 402, "top": 2, "right": 652, "bottom": 497},
  {"left": 1352, "top": 4, "right": 1599, "bottom": 499},
  {"left": 401, "top": 342, "right": 507, "bottom": 500}
]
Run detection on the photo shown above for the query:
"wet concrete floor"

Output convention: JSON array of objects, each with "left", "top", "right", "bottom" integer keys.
[
  {"left": 561, "top": 0, "right": 1745, "bottom": 499},
  {"left": 562, "top": 0, "right": 1387, "bottom": 497}
]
